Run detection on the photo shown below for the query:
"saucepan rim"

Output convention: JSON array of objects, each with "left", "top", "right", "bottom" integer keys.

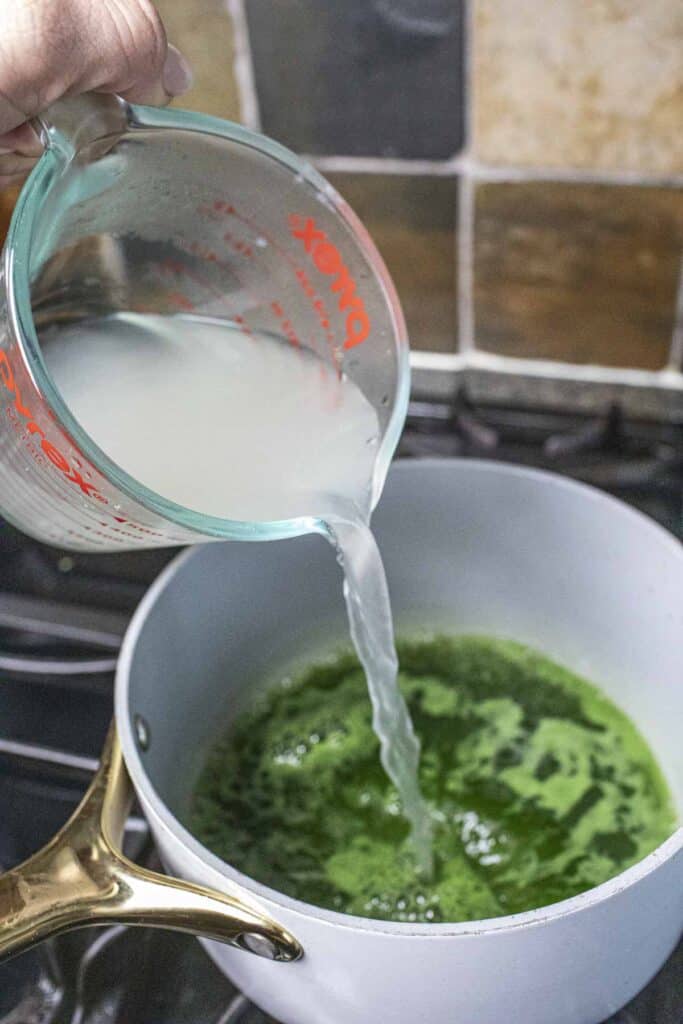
[{"left": 116, "top": 458, "right": 683, "bottom": 938}]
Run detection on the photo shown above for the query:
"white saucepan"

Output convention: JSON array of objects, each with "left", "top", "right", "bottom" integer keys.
[{"left": 1, "top": 460, "right": 681, "bottom": 1024}]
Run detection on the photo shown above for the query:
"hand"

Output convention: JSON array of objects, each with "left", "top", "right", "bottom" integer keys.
[{"left": 0, "top": 0, "right": 192, "bottom": 189}]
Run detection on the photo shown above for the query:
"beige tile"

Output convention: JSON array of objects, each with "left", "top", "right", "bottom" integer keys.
[
  {"left": 474, "top": 182, "right": 683, "bottom": 369},
  {"left": 475, "top": 0, "right": 683, "bottom": 174},
  {"left": 325, "top": 174, "right": 458, "bottom": 353},
  {"left": 155, "top": 0, "right": 242, "bottom": 121}
]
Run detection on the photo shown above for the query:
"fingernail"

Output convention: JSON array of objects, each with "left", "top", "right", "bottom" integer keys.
[{"left": 163, "top": 45, "right": 194, "bottom": 97}]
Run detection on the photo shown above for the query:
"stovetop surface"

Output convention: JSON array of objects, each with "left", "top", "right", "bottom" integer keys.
[{"left": 1, "top": 396, "right": 681, "bottom": 1023}]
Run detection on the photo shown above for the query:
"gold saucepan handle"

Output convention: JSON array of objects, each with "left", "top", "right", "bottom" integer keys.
[{"left": 0, "top": 724, "right": 302, "bottom": 964}]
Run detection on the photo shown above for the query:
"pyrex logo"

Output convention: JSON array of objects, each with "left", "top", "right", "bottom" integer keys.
[
  {"left": 0, "top": 350, "right": 106, "bottom": 502},
  {"left": 289, "top": 215, "right": 370, "bottom": 350}
]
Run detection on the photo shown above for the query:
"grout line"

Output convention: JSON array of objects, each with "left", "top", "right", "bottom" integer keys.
[
  {"left": 304, "top": 154, "right": 464, "bottom": 176},
  {"left": 226, "top": 0, "right": 262, "bottom": 131},
  {"left": 470, "top": 162, "right": 683, "bottom": 189},
  {"left": 411, "top": 348, "right": 683, "bottom": 389},
  {"left": 304, "top": 152, "right": 683, "bottom": 190},
  {"left": 461, "top": 0, "right": 474, "bottom": 157},
  {"left": 667, "top": 257, "right": 683, "bottom": 371},
  {"left": 457, "top": 173, "right": 475, "bottom": 354},
  {"left": 456, "top": 0, "right": 475, "bottom": 357},
  {"left": 469, "top": 350, "right": 683, "bottom": 387},
  {"left": 411, "top": 351, "right": 469, "bottom": 372}
]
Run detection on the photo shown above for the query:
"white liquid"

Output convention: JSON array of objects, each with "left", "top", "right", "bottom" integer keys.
[
  {"left": 45, "top": 313, "right": 432, "bottom": 869},
  {"left": 44, "top": 313, "right": 379, "bottom": 523}
]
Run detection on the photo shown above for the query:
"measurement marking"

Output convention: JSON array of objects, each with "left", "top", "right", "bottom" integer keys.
[
  {"left": 226, "top": 206, "right": 339, "bottom": 364},
  {"left": 167, "top": 291, "right": 195, "bottom": 311},
  {"left": 270, "top": 300, "right": 301, "bottom": 348},
  {"left": 159, "top": 253, "right": 230, "bottom": 307}
]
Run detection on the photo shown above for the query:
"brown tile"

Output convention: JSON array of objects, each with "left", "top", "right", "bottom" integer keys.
[
  {"left": 473, "top": 182, "right": 683, "bottom": 369},
  {"left": 325, "top": 174, "right": 458, "bottom": 353},
  {"left": 155, "top": 0, "right": 242, "bottom": 121},
  {"left": 0, "top": 185, "right": 21, "bottom": 249},
  {"left": 474, "top": 0, "right": 683, "bottom": 174}
]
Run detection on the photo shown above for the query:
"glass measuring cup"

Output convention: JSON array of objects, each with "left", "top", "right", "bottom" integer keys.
[{"left": 0, "top": 96, "right": 409, "bottom": 551}]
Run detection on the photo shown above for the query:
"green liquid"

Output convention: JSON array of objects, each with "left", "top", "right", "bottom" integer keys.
[{"left": 190, "top": 636, "right": 676, "bottom": 924}]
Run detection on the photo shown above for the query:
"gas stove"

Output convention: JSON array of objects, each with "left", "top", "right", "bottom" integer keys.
[{"left": 1, "top": 394, "right": 681, "bottom": 1023}]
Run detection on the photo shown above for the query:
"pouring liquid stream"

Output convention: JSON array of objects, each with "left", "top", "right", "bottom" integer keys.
[
  {"left": 330, "top": 518, "right": 433, "bottom": 874},
  {"left": 44, "top": 312, "right": 433, "bottom": 874}
]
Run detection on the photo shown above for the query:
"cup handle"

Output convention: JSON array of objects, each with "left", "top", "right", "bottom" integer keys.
[
  {"left": 0, "top": 724, "right": 302, "bottom": 964},
  {"left": 32, "top": 94, "right": 130, "bottom": 158}
]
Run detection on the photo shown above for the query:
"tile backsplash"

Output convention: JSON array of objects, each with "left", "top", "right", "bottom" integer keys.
[
  {"left": 0, "top": 0, "right": 681, "bottom": 415},
  {"left": 0, "top": 186, "right": 21, "bottom": 257},
  {"left": 474, "top": 0, "right": 683, "bottom": 175},
  {"left": 474, "top": 182, "right": 683, "bottom": 370},
  {"left": 234, "top": 0, "right": 682, "bottom": 414}
]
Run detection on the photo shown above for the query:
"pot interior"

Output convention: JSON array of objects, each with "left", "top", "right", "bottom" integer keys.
[{"left": 121, "top": 460, "right": 683, "bottom": 843}]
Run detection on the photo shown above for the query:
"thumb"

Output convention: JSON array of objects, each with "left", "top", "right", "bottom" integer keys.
[
  {"left": 114, "top": 42, "right": 193, "bottom": 107},
  {"left": 158, "top": 45, "right": 194, "bottom": 103}
]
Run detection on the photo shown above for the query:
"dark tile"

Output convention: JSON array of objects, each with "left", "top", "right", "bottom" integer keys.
[
  {"left": 327, "top": 172, "right": 457, "bottom": 352},
  {"left": 474, "top": 182, "right": 683, "bottom": 370},
  {"left": 246, "top": 0, "right": 464, "bottom": 159}
]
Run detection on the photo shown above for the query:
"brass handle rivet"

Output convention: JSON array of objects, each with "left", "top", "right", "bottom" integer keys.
[{"left": 134, "top": 714, "right": 150, "bottom": 751}]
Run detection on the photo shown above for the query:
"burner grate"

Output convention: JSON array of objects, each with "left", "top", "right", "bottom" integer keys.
[{"left": 400, "top": 393, "right": 683, "bottom": 537}]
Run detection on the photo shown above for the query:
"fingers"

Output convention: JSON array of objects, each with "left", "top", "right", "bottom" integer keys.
[
  {"left": 1, "top": 173, "right": 33, "bottom": 191},
  {"left": 0, "top": 123, "right": 43, "bottom": 157},
  {"left": 162, "top": 45, "right": 194, "bottom": 100},
  {"left": 117, "top": 43, "right": 193, "bottom": 106},
  {"left": 0, "top": 0, "right": 193, "bottom": 192},
  {"left": 89, "top": 1, "right": 193, "bottom": 105},
  {"left": 0, "top": 0, "right": 193, "bottom": 137},
  {"left": 92, "top": 7, "right": 193, "bottom": 107},
  {"left": 0, "top": 125, "right": 41, "bottom": 192},
  {"left": 0, "top": 161, "right": 36, "bottom": 190}
]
